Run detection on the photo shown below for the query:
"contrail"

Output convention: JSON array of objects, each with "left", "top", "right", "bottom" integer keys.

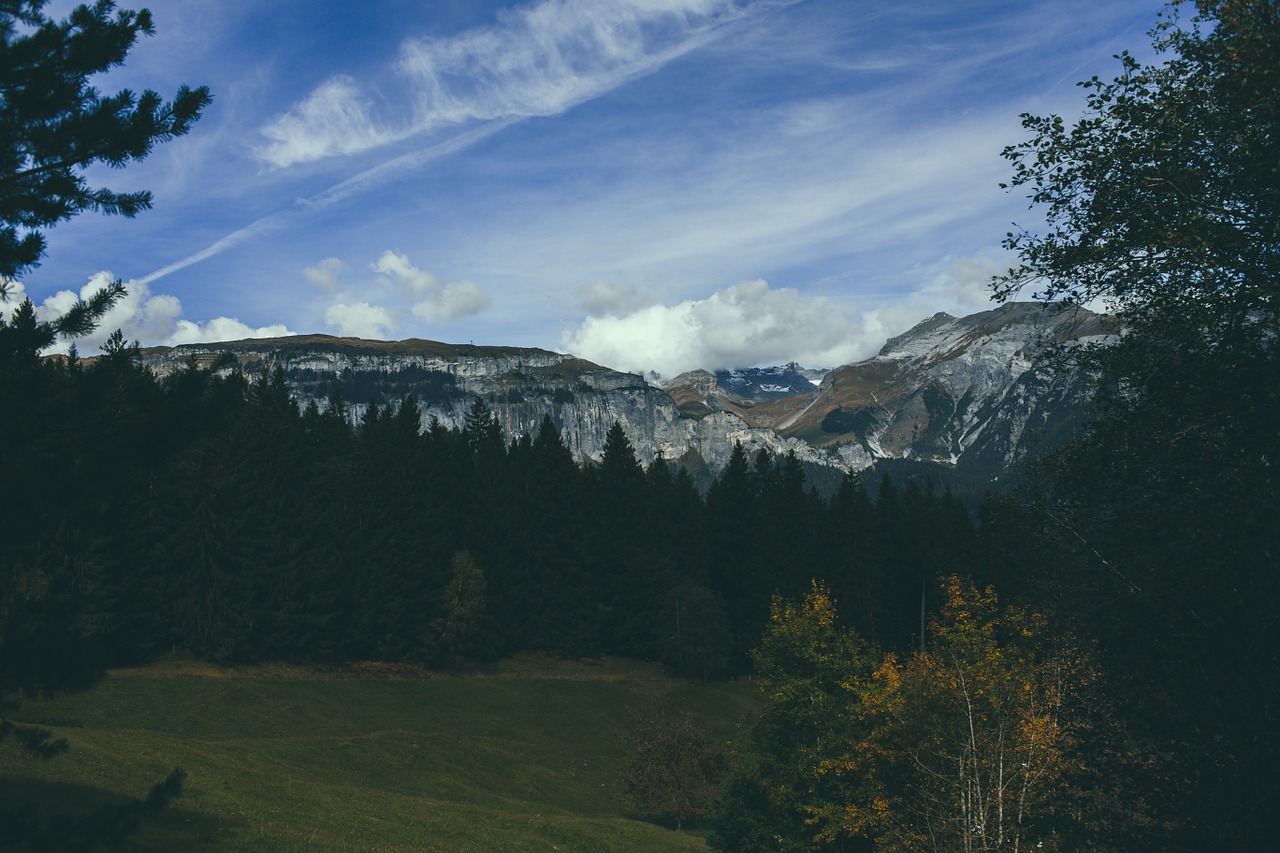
[
  {"left": 135, "top": 117, "right": 524, "bottom": 287},
  {"left": 304, "top": 116, "right": 523, "bottom": 212},
  {"left": 134, "top": 211, "right": 291, "bottom": 287},
  {"left": 134, "top": 0, "right": 799, "bottom": 286}
]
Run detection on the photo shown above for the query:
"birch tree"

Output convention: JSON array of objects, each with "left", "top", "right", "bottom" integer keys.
[{"left": 836, "top": 577, "right": 1098, "bottom": 853}]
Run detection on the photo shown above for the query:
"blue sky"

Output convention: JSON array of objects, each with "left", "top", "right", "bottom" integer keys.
[{"left": 9, "top": 0, "right": 1164, "bottom": 376}]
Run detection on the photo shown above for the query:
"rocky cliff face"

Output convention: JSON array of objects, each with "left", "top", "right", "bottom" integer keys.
[
  {"left": 138, "top": 334, "right": 815, "bottom": 472},
  {"left": 774, "top": 303, "right": 1112, "bottom": 471},
  {"left": 138, "top": 303, "right": 1110, "bottom": 480}
]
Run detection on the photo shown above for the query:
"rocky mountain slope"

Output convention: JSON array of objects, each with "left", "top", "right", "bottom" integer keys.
[
  {"left": 138, "top": 302, "right": 1110, "bottom": 482},
  {"left": 778, "top": 302, "right": 1110, "bottom": 471},
  {"left": 663, "top": 363, "right": 825, "bottom": 429}
]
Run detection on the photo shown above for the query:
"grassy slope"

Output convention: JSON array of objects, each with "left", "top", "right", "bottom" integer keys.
[{"left": 0, "top": 656, "right": 760, "bottom": 852}]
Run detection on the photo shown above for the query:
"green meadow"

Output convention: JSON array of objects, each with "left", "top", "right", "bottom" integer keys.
[{"left": 0, "top": 656, "right": 760, "bottom": 851}]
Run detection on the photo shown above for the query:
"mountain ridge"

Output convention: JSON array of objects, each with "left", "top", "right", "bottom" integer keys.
[{"left": 138, "top": 302, "right": 1111, "bottom": 485}]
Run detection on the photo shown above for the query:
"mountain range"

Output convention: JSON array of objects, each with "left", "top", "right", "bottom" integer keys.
[{"left": 139, "top": 302, "right": 1111, "bottom": 491}]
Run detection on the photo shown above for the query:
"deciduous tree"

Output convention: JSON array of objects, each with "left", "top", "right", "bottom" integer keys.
[
  {"left": 621, "top": 701, "right": 728, "bottom": 831},
  {"left": 992, "top": 2, "right": 1279, "bottom": 845},
  {"left": 714, "top": 579, "right": 1120, "bottom": 852},
  {"left": 837, "top": 577, "right": 1102, "bottom": 852},
  {"left": 710, "top": 583, "right": 877, "bottom": 852}
]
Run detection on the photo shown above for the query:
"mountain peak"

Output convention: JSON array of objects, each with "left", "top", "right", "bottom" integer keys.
[
  {"left": 878, "top": 311, "right": 957, "bottom": 357},
  {"left": 876, "top": 302, "right": 1109, "bottom": 361}
]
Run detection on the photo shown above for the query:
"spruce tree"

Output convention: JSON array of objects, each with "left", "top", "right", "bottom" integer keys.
[
  {"left": 2, "top": 5, "right": 209, "bottom": 789},
  {"left": 0, "top": 1, "right": 211, "bottom": 277}
]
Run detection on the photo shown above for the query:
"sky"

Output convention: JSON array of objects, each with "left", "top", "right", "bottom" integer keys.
[{"left": 5, "top": 0, "right": 1166, "bottom": 377}]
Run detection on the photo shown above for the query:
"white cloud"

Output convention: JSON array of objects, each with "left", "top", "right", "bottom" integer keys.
[
  {"left": 372, "top": 250, "right": 438, "bottom": 295},
  {"left": 38, "top": 272, "right": 183, "bottom": 351},
  {"left": 563, "top": 279, "right": 864, "bottom": 377},
  {"left": 325, "top": 301, "right": 396, "bottom": 339},
  {"left": 23, "top": 271, "right": 294, "bottom": 352},
  {"left": 373, "top": 250, "right": 491, "bottom": 322},
  {"left": 562, "top": 260, "right": 1016, "bottom": 377},
  {"left": 256, "top": 0, "right": 774, "bottom": 168},
  {"left": 258, "top": 76, "right": 395, "bottom": 169},
  {"left": 396, "top": 0, "right": 739, "bottom": 121},
  {"left": 414, "top": 280, "right": 491, "bottom": 323},
  {"left": 303, "top": 257, "right": 345, "bottom": 292},
  {"left": 167, "top": 318, "right": 295, "bottom": 346}
]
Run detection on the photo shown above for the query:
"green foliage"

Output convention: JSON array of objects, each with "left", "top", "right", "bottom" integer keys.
[
  {"left": 997, "top": 1, "right": 1278, "bottom": 329},
  {"left": 0, "top": 278, "right": 125, "bottom": 357},
  {"left": 424, "top": 551, "right": 496, "bottom": 664},
  {"left": 602, "top": 420, "right": 641, "bottom": 475},
  {"left": 992, "top": 2, "right": 1280, "bottom": 846},
  {"left": 716, "top": 579, "right": 1121, "bottom": 853},
  {"left": 845, "top": 578, "right": 1105, "bottom": 852},
  {"left": 711, "top": 584, "right": 877, "bottom": 852},
  {"left": 2, "top": 329, "right": 989, "bottom": 682},
  {"left": 462, "top": 394, "right": 502, "bottom": 455},
  {"left": 657, "top": 582, "right": 731, "bottom": 681},
  {"left": 0, "top": 0, "right": 212, "bottom": 280},
  {"left": 1, "top": 0, "right": 210, "bottom": 717}
]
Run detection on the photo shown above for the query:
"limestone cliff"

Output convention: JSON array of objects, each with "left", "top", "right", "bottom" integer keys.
[{"left": 138, "top": 303, "right": 1109, "bottom": 480}]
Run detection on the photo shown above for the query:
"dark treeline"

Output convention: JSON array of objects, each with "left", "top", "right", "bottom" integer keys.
[{"left": 0, "top": 322, "right": 979, "bottom": 685}]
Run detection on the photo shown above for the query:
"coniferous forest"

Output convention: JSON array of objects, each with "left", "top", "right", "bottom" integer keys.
[
  {"left": 0, "top": 343, "right": 976, "bottom": 679},
  {"left": 2, "top": 1, "right": 1279, "bottom": 851}
]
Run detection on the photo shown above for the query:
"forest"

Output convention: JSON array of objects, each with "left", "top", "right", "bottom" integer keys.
[
  {"left": 0, "top": 337, "right": 979, "bottom": 679},
  {"left": 2, "top": 0, "right": 1278, "bottom": 850}
]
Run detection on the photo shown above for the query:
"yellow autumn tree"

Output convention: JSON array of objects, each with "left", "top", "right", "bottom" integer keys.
[
  {"left": 712, "top": 578, "right": 1115, "bottom": 853},
  {"left": 829, "top": 576, "right": 1100, "bottom": 852},
  {"left": 709, "top": 582, "right": 880, "bottom": 852}
]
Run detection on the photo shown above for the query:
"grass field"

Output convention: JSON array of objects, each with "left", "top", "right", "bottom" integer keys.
[{"left": 0, "top": 655, "right": 760, "bottom": 851}]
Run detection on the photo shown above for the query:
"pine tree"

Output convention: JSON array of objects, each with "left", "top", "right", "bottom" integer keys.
[
  {"left": 0, "top": 0, "right": 211, "bottom": 281},
  {"left": 825, "top": 472, "right": 882, "bottom": 641},
  {"left": 1, "top": 1, "right": 208, "bottom": 765}
]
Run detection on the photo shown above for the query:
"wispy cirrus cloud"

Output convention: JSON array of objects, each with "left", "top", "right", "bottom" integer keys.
[
  {"left": 138, "top": 119, "right": 520, "bottom": 289},
  {"left": 256, "top": 0, "right": 789, "bottom": 168},
  {"left": 461, "top": 96, "right": 1025, "bottom": 305},
  {"left": 259, "top": 76, "right": 394, "bottom": 167},
  {"left": 141, "top": 0, "right": 789, "bottom": 289},
  {"left": 25, "top": 0, "right": 1164, "bottom": 364}
]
